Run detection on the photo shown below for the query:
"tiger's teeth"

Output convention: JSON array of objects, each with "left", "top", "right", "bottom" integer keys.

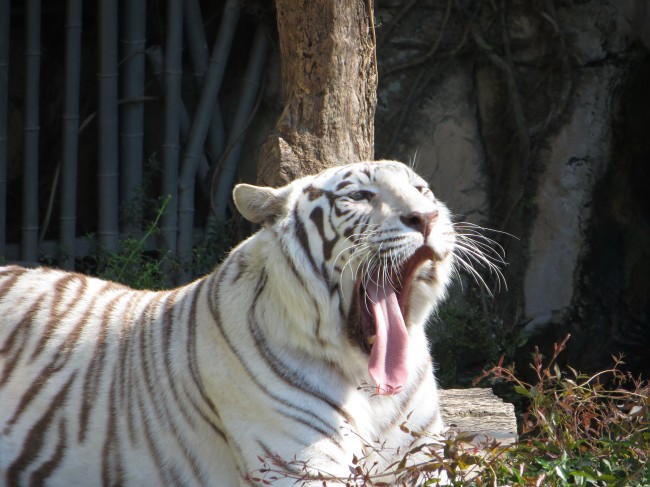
[{"left": 367, "top": 335, "right": 376, "bottom": 346}]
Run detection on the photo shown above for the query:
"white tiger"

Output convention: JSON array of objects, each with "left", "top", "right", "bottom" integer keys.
[{"left": 0, "top": 160, "right": 490, "bottom": 486}]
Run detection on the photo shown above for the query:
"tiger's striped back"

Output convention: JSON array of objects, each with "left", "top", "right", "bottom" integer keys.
[{"left": 0, "top": 266, "right": 236, "bottom": 485}]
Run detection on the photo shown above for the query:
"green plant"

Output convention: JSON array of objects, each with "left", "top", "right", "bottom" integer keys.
[
  {"left": 95, "top": 195, "right": 173, "bottom": 290},
  {"left": 474, "top": 335, "right": 650, "bottom": 486},
  {"left": 187, "top": 212, "right": 239, "bottom": 278},
  {"left": 429, "top": 294, "right": 501, "bottom": 388},
  {"left": 252, "top": 336, "right": 649, "bottom": 486}
]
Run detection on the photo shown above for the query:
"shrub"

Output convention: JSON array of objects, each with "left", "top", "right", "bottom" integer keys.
[
  {"left": 94, "top": 195, "right": 173, "bottom": 290},
  {"left": 472, "top": 335, "right": 650, "bottom": 486},
  {"left": 254, "top": 336, "right": 649, "bottom": 486}
]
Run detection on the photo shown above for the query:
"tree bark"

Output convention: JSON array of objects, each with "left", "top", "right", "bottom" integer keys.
[{"left": 258, "top": 0, "right": 377, "bottom": 187}]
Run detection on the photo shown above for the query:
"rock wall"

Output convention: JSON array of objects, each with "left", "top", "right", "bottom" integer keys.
[
  {"left": 374, "top": 0, "right": 650, "bottom": 379},
  {"left": 524, "top": 67, "right": 617, "bottom": 331}
]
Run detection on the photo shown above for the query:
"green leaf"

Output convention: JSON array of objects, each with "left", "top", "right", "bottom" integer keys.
[
  {"left": 601, "top": 458, "right": 613, "bottom": 472},
  {"left": 569, "top": 469, "right": 597, "bottom": 481},
  {"left": 514, "top": 385, "right": 532, "bottom": 398},
  {"left": 596, "top": 474, "right": 618, "bottom": 482}
]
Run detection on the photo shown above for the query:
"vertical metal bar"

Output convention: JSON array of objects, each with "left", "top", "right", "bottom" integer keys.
[
  {"left": 183, "top": 0, "right": 209, "bottom": 86},
  {"left": 177, "top": 0, "right": 240, "bottom": 282},
  {"left": 183, "top": 0, "right": 224, "bottom": 158},
  {"left": 22, "top": 0, "right": 41, "bottom": 262},
  {"left": 213, "top": 26, "right": 269, "bottom": 220},
  {"left": 98, "top": 0, "right": 119, "bottom": 252},
  {"left": 120, "top": 0, "right": 146, "bottom": 234},
  {"left": 146, "top": 45, "right": 210, "bottom": 182},
  {"left": 59, "top": 0, "right": 83, "bottom": 269},
  {"left": 0, "top": 0, "right": 10, "bottom": 259},
  {"left": 161, "top": 0, "right": 183, "bottom": 264}
]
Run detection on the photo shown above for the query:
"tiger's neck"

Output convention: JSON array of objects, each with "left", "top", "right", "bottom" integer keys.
[{"left": 206, "top": 229, "right": 364, "bottom": 381}]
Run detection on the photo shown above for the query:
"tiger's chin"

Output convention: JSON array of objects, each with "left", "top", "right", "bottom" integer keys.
[{"left": 347, "top": 245, "right": 446, "bottom": 395}]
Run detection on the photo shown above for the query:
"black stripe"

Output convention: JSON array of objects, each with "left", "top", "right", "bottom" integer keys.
[
  {"left": 335, "top": 180, "right": 352, "bottom": 190},
  {"left": 274, "top": 235, "right": 327, "bottom": 344},
  {"left": 184, "top": 279, "right": 227, "bottom": 440},
  {"left": 136, "top": 299, "right": 168, "bottom": 426},
  {"left": 293, "top": 207, "right": 321, "bottom": 277},
  {"left": 30, "top": 274, "right": 86, "bottom": 361},
  {"left": 160, "top": 289, "right": 202, "bottom": 431},
  {"left": 248, "top": 272, "right": 355, "bottom": 431},
  {"left": 134, "top": 316, "right": 201, "bottom": 486},
  {"left": 5, "top": 288, "right": 105, "bottom": 433},
  {"left": 133, "top": 380, "right": 172, "bottom": 486},
  {"left": 0, "top": 297, "right": 42, "bottom": 387},
  {"left": 138, "top": 293, "right": 206, "bottom": 483},
  {"left": 0, "top": 266, "right": 27, "bottom": 300},
  {"left": 7, "top": 372, "right": 77, "bottom": 485},
  {"left": 119, "top": 292, "right": 147, "bottom": 447},
  {"left": 28, "top": 418, "right": 68, "bottom": 485},
  {"left": 206, "top": 263, "right": 343, "bottom": 441},
  {"left": 339, "top": 211, "right": 360, "bottom": 228},
  {"left": 230, "top": 252, "right": 248, "bottom": 284},
  {"left": 79, "top": 289, "right": 130, "bottom": 442},
  {"left": 134, "top": 288, "right": 214, "bottom": 484},
  {"left": 102, "top": 373, "right": 124, "bottom": 486},
  {"left": 309, "top": 205, "right": 338, "bottom": 262},
  {"left": 303, "top": 184, "right": 323, "bottom": 201}
]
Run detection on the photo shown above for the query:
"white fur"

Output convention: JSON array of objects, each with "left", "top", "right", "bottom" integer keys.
[{"left": 0, "top": 161, "right": 455, "bottom": 486}]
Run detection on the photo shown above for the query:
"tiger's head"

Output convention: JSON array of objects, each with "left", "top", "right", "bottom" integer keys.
[{"left": 233, "top": 161, "right": 457, "bottom": 395}]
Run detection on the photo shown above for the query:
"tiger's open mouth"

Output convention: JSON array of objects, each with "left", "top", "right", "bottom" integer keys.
[{"left": 351, "top": 246, "right": 435, "bottom": 396}]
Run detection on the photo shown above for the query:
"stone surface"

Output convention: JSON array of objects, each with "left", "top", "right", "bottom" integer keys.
[
  {"left": 440, "top": 388, "right": 518, "bottom": 446},
  {"left": 523, "top": 67, "right": 620, "bottom": 330},
  {"left": 617, "top": 0, "right": 650, "bottom": 49},
  {"left": 407, "top": 66, "right": 490, "bottom": 225}
]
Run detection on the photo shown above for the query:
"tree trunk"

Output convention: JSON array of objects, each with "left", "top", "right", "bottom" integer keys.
[{"left": 258, "top": 0, "right": 377, "bottom": 187}]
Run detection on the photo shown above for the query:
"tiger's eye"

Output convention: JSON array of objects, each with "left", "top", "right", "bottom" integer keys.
[
  {"left": 415, "top": 186, "right": 433, "bottom": 197},
  {"left": 348, "top": 191, "right": 374, "bottom": 201}
]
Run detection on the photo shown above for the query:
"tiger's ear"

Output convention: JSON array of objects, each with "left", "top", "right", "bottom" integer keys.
[{"left": 233, "top": 184, "right": 288, "bottom": 225}]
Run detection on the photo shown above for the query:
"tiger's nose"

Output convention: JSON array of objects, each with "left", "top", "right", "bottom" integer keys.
[{"left": 401, "top": 210, "right": 439, "bottom": 239}]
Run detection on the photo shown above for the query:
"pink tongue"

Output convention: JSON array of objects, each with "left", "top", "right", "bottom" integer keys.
[{"left": 366, "top": 280, "right": 409, "bottom": 395}]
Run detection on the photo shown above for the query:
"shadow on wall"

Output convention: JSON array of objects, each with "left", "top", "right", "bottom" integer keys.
[{"left": 567, "top": 54, "right": 650, "bottom": 377}]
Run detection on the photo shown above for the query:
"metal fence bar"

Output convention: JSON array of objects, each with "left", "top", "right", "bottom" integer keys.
[
  {"left": 213, "top": 25, "right": 269, "bottom": 220},
  {"left": 119, "top": 0, "right": 147, "bottom": 236},
  {"left": 177, "top": 0, "right": 241, "bottom": 282},
  {"left": 161, "top": 0, "right": 183, "bottom": 265},
  {"left": 22, "top": 0, "right": 41, "bottom": 262},
  {"left": 0, "top": 0, "right": 10, "bottom": 260},
  {"left": 146, "top": 45, "right": 210, "bottom": 184},
  {"left": 2, "top": 1, "right": 266, "bottom": 272},
  {"left": 97, "top": 0, "right": 120, "bottom": 252},
  {"left": 59, "top": 0, "right": 83, "bottom": 269},
  {"left": 184, "top": 0, "right": 225, "bottom": 160}
]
